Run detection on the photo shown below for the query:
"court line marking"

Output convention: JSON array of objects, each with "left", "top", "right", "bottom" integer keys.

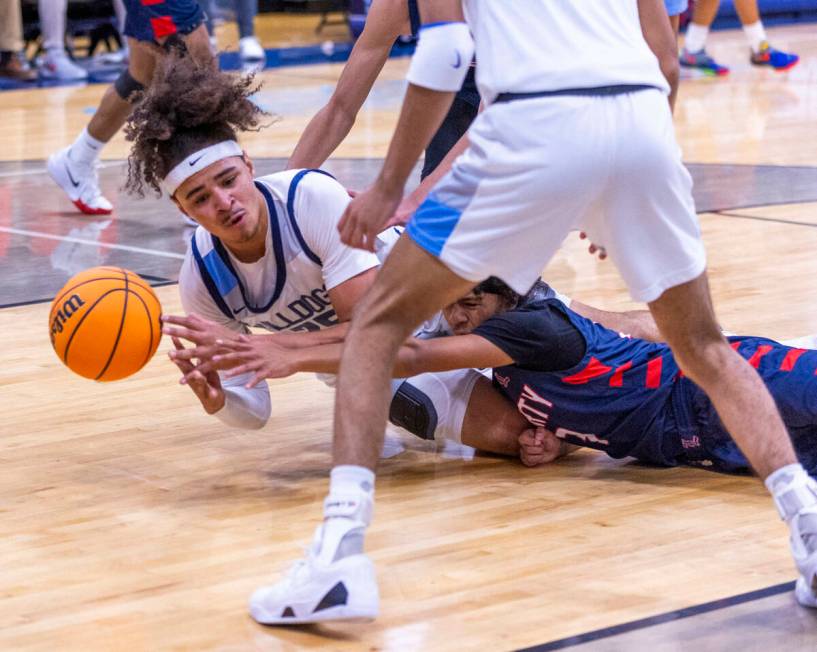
[
  {"left": 0, "top": 161, "right": 123, "bottom": 179},
  {"left": 516, "top": 581, "right": 796, "bottom": 652},
  {"left": 0, "top": 281, "right": 178, "bottom": 311},
  {"left": 0, "top": 226, "right": 186, "bottom": 260},
  {"left": 714, "top": 211, "right": 817, "bottom": 229}
]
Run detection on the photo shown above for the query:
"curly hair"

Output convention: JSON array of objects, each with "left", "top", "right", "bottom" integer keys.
[{"left": 124, "top": 51, "right": 268, "bottom": 197}]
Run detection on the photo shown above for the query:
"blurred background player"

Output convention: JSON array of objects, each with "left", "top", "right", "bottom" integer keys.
[
  {"left": 36, "top": 0, "right": 88, "bottom": 80},
  {"left": 681, "top": 0, "right": 799, "bottom": 75},
  {"left": 0, "top": 0, "right": 36, "bottom": 81},
  {"left": 46, "top": 0, "right": 212, "bottom": 215},
  {"left": 199, "top": 0, "right": 265, "bottom": 64},
  {"left": 287, "top": 0, "right": 480, "bottom": 189}
]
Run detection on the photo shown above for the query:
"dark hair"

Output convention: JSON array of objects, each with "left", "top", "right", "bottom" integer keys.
[
  {"left": 124, "top": 52, "right": 268, "bottom": 197},
  {"left": 473, "top": 277, "right": 553, "bottom": 309}
]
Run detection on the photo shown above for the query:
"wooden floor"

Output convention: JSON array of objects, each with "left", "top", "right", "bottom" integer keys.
[{"left": 1, "top": 22, "right": 817, "bottom": 651}]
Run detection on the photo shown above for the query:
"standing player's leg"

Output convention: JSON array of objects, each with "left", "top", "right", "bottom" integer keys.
[
  {"left": 648, "top": 275, "right": 797, "bottom": 478},
  {"left": 248, "top": 236, "right": 476, "bottom": 624},
  {"left": 664, "top": 0, "right": 688, "bottom": 38},
  {"left": 595, "top": 88, "right": 817, "bottom": 607}
]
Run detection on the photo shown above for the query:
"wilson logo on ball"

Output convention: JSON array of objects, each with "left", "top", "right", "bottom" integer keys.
[{"left": 49, "top": 294, "right": 86, "bottom": 342}]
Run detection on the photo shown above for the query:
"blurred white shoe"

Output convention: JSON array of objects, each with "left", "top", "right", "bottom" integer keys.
[
  {"left": 97, "top": 46, "right": 129, "bottom": 65},
  {"left": 39, "top": 50, "right": 88, "bottom": 81},
  {"left": 47, "top": 147, "right": 113, "bottom": 215},
  {"left": 239, "top": 36, "right": 265, "bottom": 61}
]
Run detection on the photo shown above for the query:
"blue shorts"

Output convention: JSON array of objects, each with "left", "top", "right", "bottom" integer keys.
[
  {"left": 665, "top": 0, "right": 689, "bottom": 16},
  {"left": 671, "top": 338, "right": 817, "bottom": 475},
  {"left": 122, "top": 0, "right": 204, "bottom": 43}
]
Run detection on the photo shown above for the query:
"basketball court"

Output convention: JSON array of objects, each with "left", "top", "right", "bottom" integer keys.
[{"left": 1, "top": 11, "right": 817, "bottom": 651}]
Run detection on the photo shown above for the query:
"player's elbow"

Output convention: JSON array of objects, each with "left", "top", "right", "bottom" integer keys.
[
  {"left": 394, "top": 341, "right": 427, "bottom": 378},
  {"left": 325, "top": 96, "right": 357, "bottom": 133}
]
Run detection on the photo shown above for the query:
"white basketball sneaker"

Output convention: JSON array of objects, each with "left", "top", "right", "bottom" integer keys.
[
  {"left": 39, "top": 50, "right": 88, "bottom": 81},
  {"left": 47, "top": 147, "right": 113, "bottom": 215},
  {"left": 249, "top": 527, "right": 379, "bottom": 624},
  {"left": 239, "top": 36, "right": 265, "bottom": 62},
  {"left": 788, "top": 506, "right": 817, "bottom": 608}
]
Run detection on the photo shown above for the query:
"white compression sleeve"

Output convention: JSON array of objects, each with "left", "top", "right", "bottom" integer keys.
[{"left": 214, "top": 372, "right": 271, "bottom": 430}]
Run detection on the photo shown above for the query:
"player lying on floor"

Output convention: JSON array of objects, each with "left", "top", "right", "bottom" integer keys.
[{"left": 176, "top": 276, "right": 817, "bottom": 480}]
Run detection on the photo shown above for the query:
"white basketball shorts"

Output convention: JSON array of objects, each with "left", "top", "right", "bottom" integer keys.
[{"left": 406, "top": 88, "right": 706, "bottom": 303}]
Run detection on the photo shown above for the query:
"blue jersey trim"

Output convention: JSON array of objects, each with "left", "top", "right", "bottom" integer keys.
[
  {"left": 198, "top": 182, "right": 288, "bottom": 316},
  {"left": 191, "top": 235, "right": 234, "bottom": 321},
  {"left": 286, "top": 169, "right": 335, "bottom": 267},
  {"left": 406, "top": 195, "right": 462, "bottom": 257},
  {"left": 407, "top": 0, "right": 421, "bottom": 36},
  {"left": 202, "top": 248, "right": 238, "bottom": 297}
]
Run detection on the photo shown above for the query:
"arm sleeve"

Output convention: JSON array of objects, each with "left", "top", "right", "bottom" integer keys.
[
  {"left": 293, "top": 172, "right": 381, "bottom": 290},
  {"left": 473, "top": 302, "right": 586, "bottom": 372},
  {"left": 214, "top": 372, "right": 271, "bottom": 430}
]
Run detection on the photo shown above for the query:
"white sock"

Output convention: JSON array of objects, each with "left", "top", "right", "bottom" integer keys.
[
  {"left": 742, "top": 21, "right": 767, "bottom": 53},
  {"left": 318, "top": 465, "right": 375, "bottom": 564},
  {"left": 69, "top": 128, "right": 104, "bottom": 167},
  {"left": 765, "top": 463, "right": 817, "bottom": 522},
  {"left": 684, "top": 23, "right": 710, "bottom": 54}
]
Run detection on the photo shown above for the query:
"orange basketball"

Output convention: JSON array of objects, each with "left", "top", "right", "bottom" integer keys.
[{"left": 49, "top": 266, "right": 163, "bottom": 381}]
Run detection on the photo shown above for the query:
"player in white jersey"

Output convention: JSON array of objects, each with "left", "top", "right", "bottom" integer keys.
[
  {"left": 243, "top": 0, "right": 817, "bottom": 624},
  {"left": 122, "top": 51, "right": 507, "bottom": 447}
]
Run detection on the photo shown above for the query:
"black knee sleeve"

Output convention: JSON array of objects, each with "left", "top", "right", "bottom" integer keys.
[
  {"left": 389, "top": 381, "right": 438, "bottom": 440},
  {"left": 114, "top": 70, "right": 145, "bottom": 102}
]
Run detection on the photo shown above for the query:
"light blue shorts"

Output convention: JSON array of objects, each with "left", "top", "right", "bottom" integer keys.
[{"left": 665, "top": 0, "right": 689, "bottom": 17}]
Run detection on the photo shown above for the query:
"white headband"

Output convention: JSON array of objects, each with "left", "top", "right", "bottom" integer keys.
[{"left": 162, "top": 140, "right": 244, "bottom": 196}]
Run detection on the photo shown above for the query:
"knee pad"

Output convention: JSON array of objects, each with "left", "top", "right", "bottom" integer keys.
[
  {"left": 388, "top": 369, "right": 483, "bottom": 442},
  {"left": 114, "top": 70, "right": 145, "bottom": 102}
]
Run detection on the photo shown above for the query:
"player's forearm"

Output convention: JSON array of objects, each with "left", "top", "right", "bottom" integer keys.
[
  {"left": 376, "top": 84, "right": 456, "bottom": 195},
  {"left": 407, "top": 128, "right": 471, "bottom": 205},
  {"left": 292, "top": 338, "right": 454, "bottom": 377},
  {"left": 287, "top": 104, "right": 356, "bottom": 169},
  {"left": 272, "top": 322, "right": 351, "bottom": 349},
  {"left": 569, "top": 300, "right": 663, "bottom": 343},
  {"left": 637, "top": 0, "right": 680, "bottom": 112}
]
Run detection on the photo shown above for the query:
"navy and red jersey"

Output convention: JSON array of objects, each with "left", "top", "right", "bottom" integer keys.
[
  {"left": 123, "top": 0, "right": 205, "bottom": 43},
  {"left": 473, "top": 298, "right": 817, "bottom": 470}
]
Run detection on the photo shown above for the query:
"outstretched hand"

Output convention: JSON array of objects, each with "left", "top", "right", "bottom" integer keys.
[
  {"left": 168, "top": 336, "right": 225, "bottom": 414},
  {"left": 162, "top": 313, "right": 241, "bottom": 367},
  {"left": 518, "top": 427, "right": 564, "bottom": 467},
  {"left": 338, "top": 183, "right": 402, "bottom": 251},
  {"left": 210, "top": 334, "right": 302, "bottom": 388}
]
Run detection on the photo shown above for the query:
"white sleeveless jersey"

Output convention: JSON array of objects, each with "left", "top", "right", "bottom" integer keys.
[
  {"left": 179, "top": 169, "right": 380, "bottom": 334},
  {"left": 462, "top": 0, "right": 670, "bottom": 103}
]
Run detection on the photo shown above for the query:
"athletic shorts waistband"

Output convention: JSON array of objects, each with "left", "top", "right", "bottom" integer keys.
[{"left": 493, "top": 85, "right": 659, "bottom": 103}]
